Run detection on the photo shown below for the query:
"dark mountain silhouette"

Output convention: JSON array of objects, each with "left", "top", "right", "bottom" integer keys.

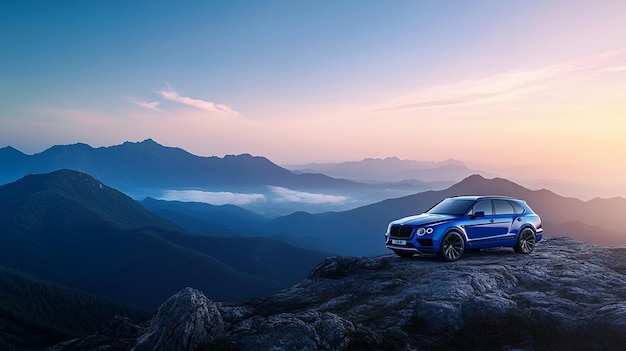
[
  {"left": 0, "top": 146, "right": 29, "bottom": 169},
  {"left": 137, "top": 198, "right": 332, "bottom": 281},
  {"left": 268, "top": 174, "right": 626, "bottom": 256},
  {"left": 0, "top": 139, "right": 359, "bottom": 192},
  {"left": 137, "top": 198, "right": 347, "bottom": 254},
  {"left": 0, "top": 170, "right": 330, "bottom": 310},
  {"left": 0, "top": 264, "right": 149, "bottom": 351},
  {"left": 140, "top": 197, "right": 270, "bottom": 237}
]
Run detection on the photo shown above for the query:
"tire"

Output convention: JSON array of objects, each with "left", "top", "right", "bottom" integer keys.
[
  {"left": 394, "top": 250, "right": 414, "bottom": 258},
  {"left": 514, "top": 228, "right": 536, "bottom": 254},
  {"left": 438, "top": 231, "right": 465, "bottom": 262}
]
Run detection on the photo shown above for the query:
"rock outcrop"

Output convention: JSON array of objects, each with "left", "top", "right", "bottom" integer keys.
[
  {"left": 132, "top": 287, "right": 225, "bottom": 351},
  {"left": 49, "top": 237, "right": 626, "bottom": 350}
]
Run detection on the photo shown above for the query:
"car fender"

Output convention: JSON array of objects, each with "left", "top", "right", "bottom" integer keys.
[
  {"left": 518, "top": 223, "right": 543, "bottom": 242},
  {"left": 516, "top": 224, "right": 536, "bottom": 237},
  {"left": 440, "top": 226, "right": 468, "bottom": 245}
]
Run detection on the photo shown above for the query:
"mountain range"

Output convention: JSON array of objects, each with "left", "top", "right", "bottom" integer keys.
[
  {"left": 0, "top": 169, "right": 329, "bottom": 310},
  {"left": 3, "top": 139, "right": 623, "bottom": 256},
  {"left": 0, "top": 139, "right": 345, "bottom": 190},
  {"left": 0, "top": 140, "right": 454, "bottom": 215},
  {"left": 285, "top": 156, "right": 482, "bottom": 183}
]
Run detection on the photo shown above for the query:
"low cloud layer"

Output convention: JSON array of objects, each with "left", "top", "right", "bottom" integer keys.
[
  {"left": 269, "top": 186, "right": 348, "bottom": 204},
  {"left": 161, "top": 190, "right": 265, "bottom": 206}
]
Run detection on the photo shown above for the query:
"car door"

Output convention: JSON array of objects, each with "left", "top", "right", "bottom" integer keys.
[
  {"left": 492, "top": 199, "right": 516, "bottom": 239},
  {"left": 464, "top": 200, "right": 500, "bottom": 240}
]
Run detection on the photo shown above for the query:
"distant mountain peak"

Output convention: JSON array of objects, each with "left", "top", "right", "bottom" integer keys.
[
  {"left": 0, "top": 145, "right": 22, "bottom": 152},
  {"left": 224, "top": 153, "right": 256, "bottom": 159},
  {"left": 141, "top": 138, "right": 158, "bottom": 144},
  {"left": 1, "top": 169, "right": 174, "bottom": 232},
  {"left": 43, "top": 142, "right": 94, "bottom": 154},
  {"left": 14, "top": 168, "right": 106, "bottom": 194},
  {"left": 459, "top": 173, "right": 487, "bottom": 182},
  {"left": 123, "top": 138, "right": 160, "bottom": 147},
  {"left": 120, "top": 138, "right": 170, "bottom": 150},
  {"left": 450, "top": 174, "right": 526, "bottom": 194},
  {"left": 0, "top": 145, "right": 27, "bottom": 157}
]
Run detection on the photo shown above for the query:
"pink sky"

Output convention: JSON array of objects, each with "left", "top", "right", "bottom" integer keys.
[{"left": 2, "top": 1, "right": 625, "bottom": 198}]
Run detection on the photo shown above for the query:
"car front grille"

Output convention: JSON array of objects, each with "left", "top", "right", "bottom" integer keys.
[{"left": 390, "top": 225, "right": 413, "bottom": 238}]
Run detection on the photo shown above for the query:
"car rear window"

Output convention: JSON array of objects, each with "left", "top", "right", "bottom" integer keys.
[{"left": 508, "top": 200, "right": 526, "bottom": 214}]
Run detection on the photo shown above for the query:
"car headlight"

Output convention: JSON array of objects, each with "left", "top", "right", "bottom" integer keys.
[{"left": 417, "top": 227, "right": 434, "bottom": 236}]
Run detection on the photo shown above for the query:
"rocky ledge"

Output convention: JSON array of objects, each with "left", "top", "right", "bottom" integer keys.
[{"left": 50, "top": 237, "right": 626, "bottom": 351}]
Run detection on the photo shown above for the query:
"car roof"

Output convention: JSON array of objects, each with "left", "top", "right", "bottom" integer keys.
[{"left": 448, "top": 195, "right": 518, "bottom": 201}]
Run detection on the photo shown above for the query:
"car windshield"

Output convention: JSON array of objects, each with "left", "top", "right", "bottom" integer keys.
[{"left": 426, "top": 198, "right": 475, "bottom": 215}]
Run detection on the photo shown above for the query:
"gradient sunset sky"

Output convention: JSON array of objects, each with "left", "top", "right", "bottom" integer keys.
[{"left": 2, "top": 1, "right": 625, "bottom": 196}]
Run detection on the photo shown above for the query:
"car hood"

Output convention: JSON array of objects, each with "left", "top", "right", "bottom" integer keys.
[{"left": 390, "top": 213, "right": 456, "bottom": 227}]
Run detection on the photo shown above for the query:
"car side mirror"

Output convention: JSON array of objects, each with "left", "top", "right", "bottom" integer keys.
[{"left": 472, "top": 211, "right": 485, "bottom": 218}]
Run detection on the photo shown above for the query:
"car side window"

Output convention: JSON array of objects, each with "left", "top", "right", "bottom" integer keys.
[
  {"left": 494, "top": 199, "right": 514, "bottom": 215},
  {"left": 471, "top": 200, "right": 493, "bottom": 216}
]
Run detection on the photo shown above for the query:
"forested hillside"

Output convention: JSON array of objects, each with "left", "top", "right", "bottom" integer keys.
[{"left": 0, "top": 265, "right": 149, "bottom": 351}]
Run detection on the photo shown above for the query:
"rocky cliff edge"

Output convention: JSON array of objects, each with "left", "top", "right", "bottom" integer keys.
[{"left": 49, "top": 237, "right": 626, "bottom": 351}]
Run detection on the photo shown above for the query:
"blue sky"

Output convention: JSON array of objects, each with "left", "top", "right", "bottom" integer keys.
[{"left": 2, "top": 0, "right": 626, "bottom": 196}]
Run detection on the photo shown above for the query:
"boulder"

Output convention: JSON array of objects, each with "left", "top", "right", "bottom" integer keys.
[{"left": 131, "top": 287, "right": 224, "bottom": 351}]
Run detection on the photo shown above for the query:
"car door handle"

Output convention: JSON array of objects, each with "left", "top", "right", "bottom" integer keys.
[{"left": 490, "top": 219, "right": 494, "bottom": 223}]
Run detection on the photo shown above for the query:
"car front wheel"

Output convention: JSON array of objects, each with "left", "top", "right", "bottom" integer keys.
[
  {"left": 438, "top": 231, "right": 465, "bottom": 262},
  {"left": 514, "top": 228, "right": 536, "bottom": 254}
]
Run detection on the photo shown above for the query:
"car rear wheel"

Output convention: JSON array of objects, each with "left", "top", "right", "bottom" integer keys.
[
  {"left": 438, "top": 231, "right": 464, "bottom": 262},
  {"left": 393, "top": 250, "right": 414, "bottom": 258},
  {"left": 514, "top": 228, "right": 536, "bottom": 254}
]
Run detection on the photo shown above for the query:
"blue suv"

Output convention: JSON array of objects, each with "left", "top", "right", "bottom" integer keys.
[{"left": 385, "top": 196, "right": 543, "bottom": 261}]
